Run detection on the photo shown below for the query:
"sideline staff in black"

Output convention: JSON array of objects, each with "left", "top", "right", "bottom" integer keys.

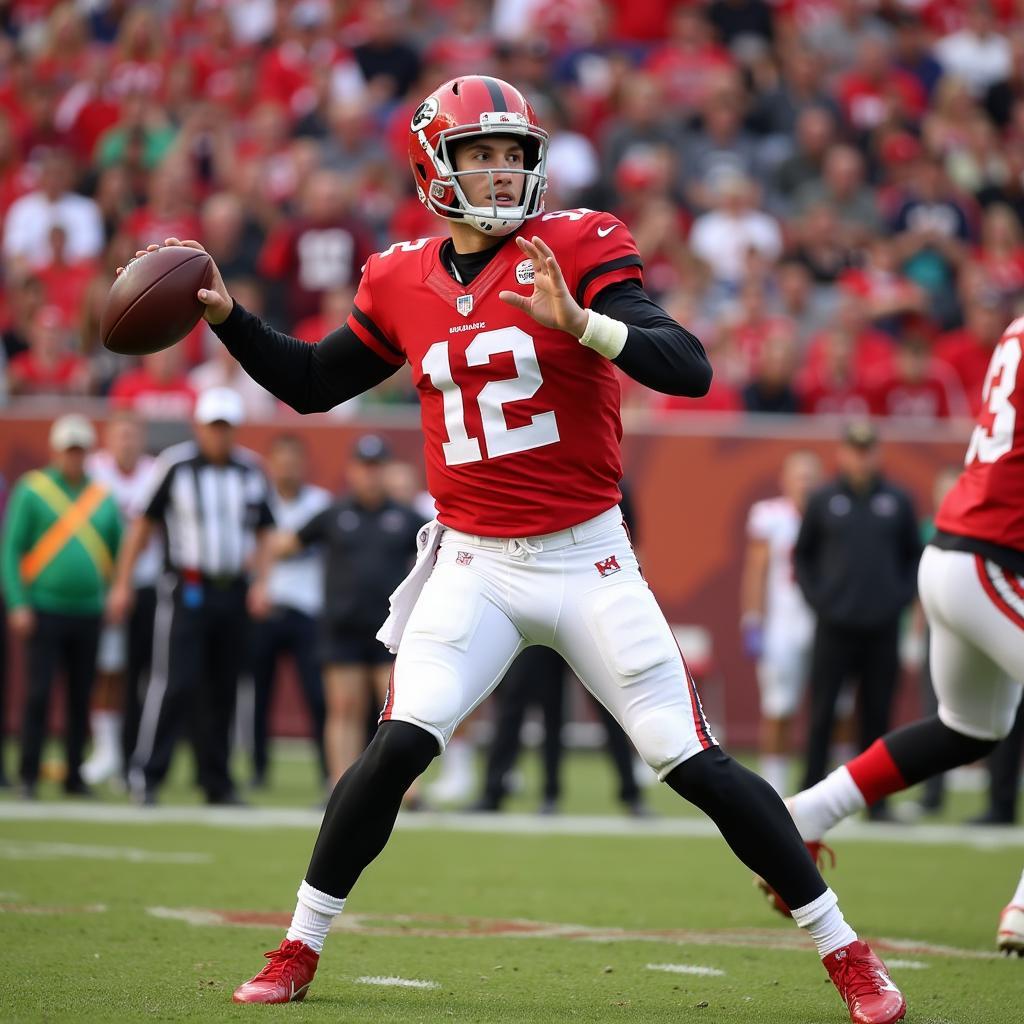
[
  {"left": 109, "top": 387, "right": 275, "bottom": 805},
  {"left": 795, "top": 421, "right": 922, "bottom": 798},
  {"left": 272, "top": 434, "right": 421, "bottom": 783}
]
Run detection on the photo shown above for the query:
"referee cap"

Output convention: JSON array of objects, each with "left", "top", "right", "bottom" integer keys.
[{"left": 195, "top": 387, "right": 244, "bottom": 426}]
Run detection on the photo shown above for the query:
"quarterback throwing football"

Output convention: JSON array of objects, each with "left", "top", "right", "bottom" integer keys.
[{"left": 131, "top": 77, "right": 905, "bottom": 1023}]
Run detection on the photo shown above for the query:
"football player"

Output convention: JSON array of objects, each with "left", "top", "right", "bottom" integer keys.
[
  {"left": 740, "top": 450, "right": 823, "bottom": 796},
  {"left": 128, "top": 76, "right": 906, "bottom": 1022},
  {"left": 759, "top": 313, "right": 1024, "bottom": 957}
]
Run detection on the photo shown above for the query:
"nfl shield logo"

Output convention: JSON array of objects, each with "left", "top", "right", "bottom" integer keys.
[{"left": 456, "top": 294, "right": 474, "bottom": 317}]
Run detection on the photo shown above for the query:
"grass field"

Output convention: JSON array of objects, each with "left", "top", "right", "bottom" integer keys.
[{"left": 1, "top": 745, "right": 1022, "bottom": 1023}]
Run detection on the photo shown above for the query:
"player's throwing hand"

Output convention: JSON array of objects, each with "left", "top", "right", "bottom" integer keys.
[
  {"left": 116, "top": 236, "right": 233, "bottom": 325},
  {"left": 499, "top": 235, "right": 588, "bottom": 338}
]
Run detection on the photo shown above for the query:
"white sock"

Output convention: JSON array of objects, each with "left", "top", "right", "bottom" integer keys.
[
  {"left": 1012, "top": 869, "right": 1024, "bottom": 907},
  {"left": 790, "top": 887, "right": 858, "bottom": 958},
  {"left": 760, "top": 754, "right": 790, "bottom": 796},
  {"left": 788, "top": 766, "right": 866, "bottom": 841},
  {"left": 285, "top": 881, "right": 345, "bottom": 954},
  {"left": 90, "top": 710, "right": 123, "bottom": 755}
]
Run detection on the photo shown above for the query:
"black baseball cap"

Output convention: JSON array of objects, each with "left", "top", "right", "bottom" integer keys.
[
  {"left": 353, "top": 434, "right": 391, "bottom": 463},
  {"left": 843, "top": 420, "right": 878, "bottom": 449}
]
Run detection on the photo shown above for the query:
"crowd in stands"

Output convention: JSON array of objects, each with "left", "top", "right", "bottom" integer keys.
[{"left": 1, "top": 0, "right": 1023, "bottom": 421}]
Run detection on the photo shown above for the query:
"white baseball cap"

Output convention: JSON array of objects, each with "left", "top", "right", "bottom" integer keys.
[
  {"left": 195, "top": 387, "right": 244, "bottom": 426},
  {"left": 49, "top": 414, "right": 96, "bottom": 451}
]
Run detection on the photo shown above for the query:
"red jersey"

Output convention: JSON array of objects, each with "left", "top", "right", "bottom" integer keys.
[
  {"left": 936, "top": 317, "right": 1024, "bottom": 553},
  {"left": 345, "top": 209, "right": 643, "bottom": 536}
]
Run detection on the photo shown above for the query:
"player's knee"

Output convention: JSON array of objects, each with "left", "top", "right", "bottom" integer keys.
[
  {"left": 364, "top": 720, "right": 439, "bottom": 782},
  {"left": 935, "top": 708, "right": 1006, "bottom": 751},
  {"left": 664, "top": 747, "right": 754, "bottom": 808},
  {"left": 629, "top": 708, "right": 700, "bottom": 775},
  {"left": 392, "top": 663, "right": 464, "bottom": 735}
]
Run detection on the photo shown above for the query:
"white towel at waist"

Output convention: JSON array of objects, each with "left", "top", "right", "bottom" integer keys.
[{"left": 376, "top": 518, "right": 443, "bottom": 654}]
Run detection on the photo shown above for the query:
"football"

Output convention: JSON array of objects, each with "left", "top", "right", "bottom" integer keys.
[{"left": 100, "top": 245, "right": 213, "bottom": 355}]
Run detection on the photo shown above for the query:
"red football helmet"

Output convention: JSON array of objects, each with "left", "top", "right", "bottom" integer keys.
[{"left": 408, "top": 76, "right": 549, "bottom": 236}]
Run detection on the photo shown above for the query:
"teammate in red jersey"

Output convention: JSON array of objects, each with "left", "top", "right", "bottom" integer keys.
[
  {"left": 126, "top": 76, "right": 905, "bottom": 1022},
  {"left": 761, "top": 315, "right": 1024, "bottom": 956}
]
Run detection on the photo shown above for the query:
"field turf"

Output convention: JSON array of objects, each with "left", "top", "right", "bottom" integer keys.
[{"left": 1, "top": 745, "right": 1022, "bottom": 1023}]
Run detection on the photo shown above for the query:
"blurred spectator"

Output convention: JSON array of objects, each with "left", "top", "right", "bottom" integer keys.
[
  {"left": 749, "top": 44, "right": 837, "bottom": 139},
  {"left": 790, "top": 202, "right": 858, "bottom": 286},
  {"left": 975, "top": 139, "right": 1024, "bottom": 226},
  {"left": 867, "top": 335, "right": 969, "bottom": 421},
  {"left": 427, "top": 0, "right": 495, "bottom": 80},
  {"left": 0, "top": 111, "right": 34, "bottom": 223},
  {"left": 933, "top": 296, "right": 1008, "bottom": 413},
  {"left": 197, "top": 192, "right": 263, "bottom": 285},
  {"left": 892, "top": 12, "right": 945, "bottom": 101},
  {"left": 107, "top": 7, "right": 166, "bottom": 100},
  {"left": 890, "top": 156, "right": 975, "bottom": 326},
  {"left": 120, "top": 159, "right": 200, "bottom": 249},
  {"left": 543, "top": 105, "right": 601, "bottom": 210},
  {"left": 796, "top": 0, "right": 890, "bottom": 75},
  {"left": 793, "top": 145, "right": 881, "bottom": 247},
  {"left": 600, "top": 73, "right": 682, "bottom": 190},
  {"left": 970, "top": 203, "right": 1024, "bottom": 306},
  {"left": 934, "top": 3, "right": 1012, "bottom": 98},
  {"left": 94, "top": 93, "right": 177, "bottom": 172},
  {"left": 352, "top": 1, "right": 422, "bottom": 102},
  {"left": 837, "top": 235, "right": 927, "bottom": 335},
  {"left": 1, "top": 271, "right": 45, "bottom": 362},
  {"left": 835, "top": 32, "right": 926, "bottom": 137},
  {"left": 689, "top": 169, "right": 782, "bottom": 292},
  {"left": 769, "top": 105, "right": 837, "bottom": 212},
  {"left": 2, "top": 147, "right": 103, "bottom": 270},
  {"left": 798, "top": 327, "right": 873, "bottom": 417},
  {"left": 1, "top": 414, "right": 121, "bottom": 799},
  {"left": 318, "top": 98, "right": 390, "bottom": 183},
  {"left": 708, "top": 0, "right": 774, "bottom": 53},
  {"left": 109, "top": 348, "right": 197, "bottom": 421},
  {"left": 36, "top": 225, "right": 97, "bottom": 329},
  {"left": 292, "top": 287, "right": 357, "bottom": 343},
  {"left": 190, "top": 339, "right": 278, "bottom": 421},
  {"left": 7, "top": 306, "right": 90, "bottom": 398},
  {"left": 643, "top": 5, "right": 733, "bottom": 113},
  {"left": 259, "top": 169, "right": 374, "bottom": 324},
  {"left": 774, "top": 259, "right": 833, "bottom": 345},
  {"left": 923, "top": 76, "right": 983, "bottom": 163},
  {"left": 741, "top": 327, "right": 801, "bottom": 414},
  {"left": 682, "top": 71, "right": 764, "bottom": 210},
  {"left": 984, "top": 27, "right": 1024, "bottom": 129}
]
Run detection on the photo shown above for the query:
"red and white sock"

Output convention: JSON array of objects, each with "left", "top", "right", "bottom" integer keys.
[
  {"left": 789, "top": 740, "right": 907, "bottom": 841},
  {"left": 285, "top": 881, "right": 345, "bottom": 954}
]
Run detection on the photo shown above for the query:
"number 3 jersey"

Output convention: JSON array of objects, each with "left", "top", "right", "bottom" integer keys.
[
  {"left": 936, "top": 318, "right": 1024, "bottom": 558},
  {"left": 345, "top": 209, "right": 643, "bottom": 536}
]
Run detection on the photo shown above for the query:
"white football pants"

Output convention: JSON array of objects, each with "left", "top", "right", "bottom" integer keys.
[
  {"left": 382, "top": 506, "right": 716, "bottom": 778},
  {"left": 918, "top": 545, "right": 1024, "bottom": 740}
]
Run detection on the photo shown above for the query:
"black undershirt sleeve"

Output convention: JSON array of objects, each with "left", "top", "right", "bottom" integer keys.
[
  {"left": 590, "top": 279, "right": 712, "bottom": 397},
  {"left": 210, "top": 301, "right": 399, "bottom": 415}
]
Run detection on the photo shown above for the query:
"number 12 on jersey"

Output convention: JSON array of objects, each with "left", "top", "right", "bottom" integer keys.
[{"left": 422, "top": 326, "right": 560, "bottom": 466}]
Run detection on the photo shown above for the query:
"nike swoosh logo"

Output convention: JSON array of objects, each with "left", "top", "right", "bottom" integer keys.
[
  {"left": 597, "top": 224, "right": 618, "bottom": 237},
  {"left": 875, "top": 970, "right": 900, "bottom": 993}
]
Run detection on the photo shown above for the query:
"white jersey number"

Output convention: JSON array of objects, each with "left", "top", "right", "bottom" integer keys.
[
  {"left": 422, "top": 327, "right": 560, "bottom": 466},
  {"left": 965, "top": 335, "right": 1021, "bottom": 466}
]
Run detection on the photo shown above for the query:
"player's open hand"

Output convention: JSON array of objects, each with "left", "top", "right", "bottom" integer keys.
[
  {"left": 499, "top": 236, "right": 588, "bottom": 338},
  {"left": 116, "top": 237, "right": 232, "bottom": 325}
]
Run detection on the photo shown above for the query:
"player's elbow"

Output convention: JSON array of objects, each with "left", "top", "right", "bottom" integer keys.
[
  {"left": 667, "top": 358, "right": 712, "bottom": 398},
  {"left": 689, "top": 359, "right": 712, "bottom": 398}
]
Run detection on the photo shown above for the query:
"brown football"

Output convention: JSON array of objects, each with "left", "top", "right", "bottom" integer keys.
[{"left": 101, "top": 245, "right": 214, "bottom": 355}]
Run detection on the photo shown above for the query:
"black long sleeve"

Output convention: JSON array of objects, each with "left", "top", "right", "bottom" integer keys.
[
  {"left": 591, "top": 280, "right": 712, "bottom": 397},
  {"left": 211, "top": 301, "right": 399, "bottom": 414}
]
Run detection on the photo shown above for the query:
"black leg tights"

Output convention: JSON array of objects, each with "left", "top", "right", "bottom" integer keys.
[
  {"left": 667, "top": 746, "right": 826, "bottom": 912},
  {"left": 305, "top": 721, "right": 438, "bottom": 897}
]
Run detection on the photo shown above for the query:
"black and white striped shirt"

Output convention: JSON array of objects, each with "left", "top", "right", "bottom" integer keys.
[{"left": 141, "top": 441, "right": 274, "bottom": 578}]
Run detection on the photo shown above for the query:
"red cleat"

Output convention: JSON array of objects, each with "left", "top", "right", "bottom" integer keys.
[
  {"left": 754, "top": 840, "right": 836, "bottom": 916},
  {"left": 232, "top": 939, "right": 319, "bottom": 1004},
  {"left": 823, "top": 940, "right": 906, "bottom": 1024}
]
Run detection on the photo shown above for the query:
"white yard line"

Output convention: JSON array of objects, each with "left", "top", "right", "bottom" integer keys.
[
  {"left": 0, "top": 801, "right": 1022, "bottom": 848},
  {"left": 355, "top": 976, "right": 440, "bottom": 989},
  {"left": 646, "top": 963, "right": 726, "bottom": 976},
  {"left": 0, "top": 839, "right": 211, "bottom": 863}
]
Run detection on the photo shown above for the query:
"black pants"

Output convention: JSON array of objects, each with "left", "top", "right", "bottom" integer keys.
[
  {"left": 980, "top": 699, "right": 1024, "bottom": 822},
  {"left": 481, "top": 645, "right": 640, "bottom": 806},
  {"left": 19, "top": 610, "right": 101, "bottom": 788},
  {"left": 120, "top": 585, "right": 157, "bottom": 774},
  {"left": 802, "top": 619, "right": 901, "bottom": 790},
  {"left": 249, "top": 606, "right": 327, "bottom": 784},
  {"left": 131, "top": 576, "right": 248, "bottom": 800}
]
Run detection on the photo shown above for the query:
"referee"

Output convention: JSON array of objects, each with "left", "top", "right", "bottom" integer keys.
[{"left": 108, "top": 388, "right": 275, "bottom": 805}]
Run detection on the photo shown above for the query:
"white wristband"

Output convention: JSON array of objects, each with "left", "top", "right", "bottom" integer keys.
[{"left": 579, "top": 309, "right": 628, "bottom": 359}]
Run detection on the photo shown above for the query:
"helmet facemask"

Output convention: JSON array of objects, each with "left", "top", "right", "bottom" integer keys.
[{"left": 417, "top": 113, "right": 549, "bottom": 236}]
